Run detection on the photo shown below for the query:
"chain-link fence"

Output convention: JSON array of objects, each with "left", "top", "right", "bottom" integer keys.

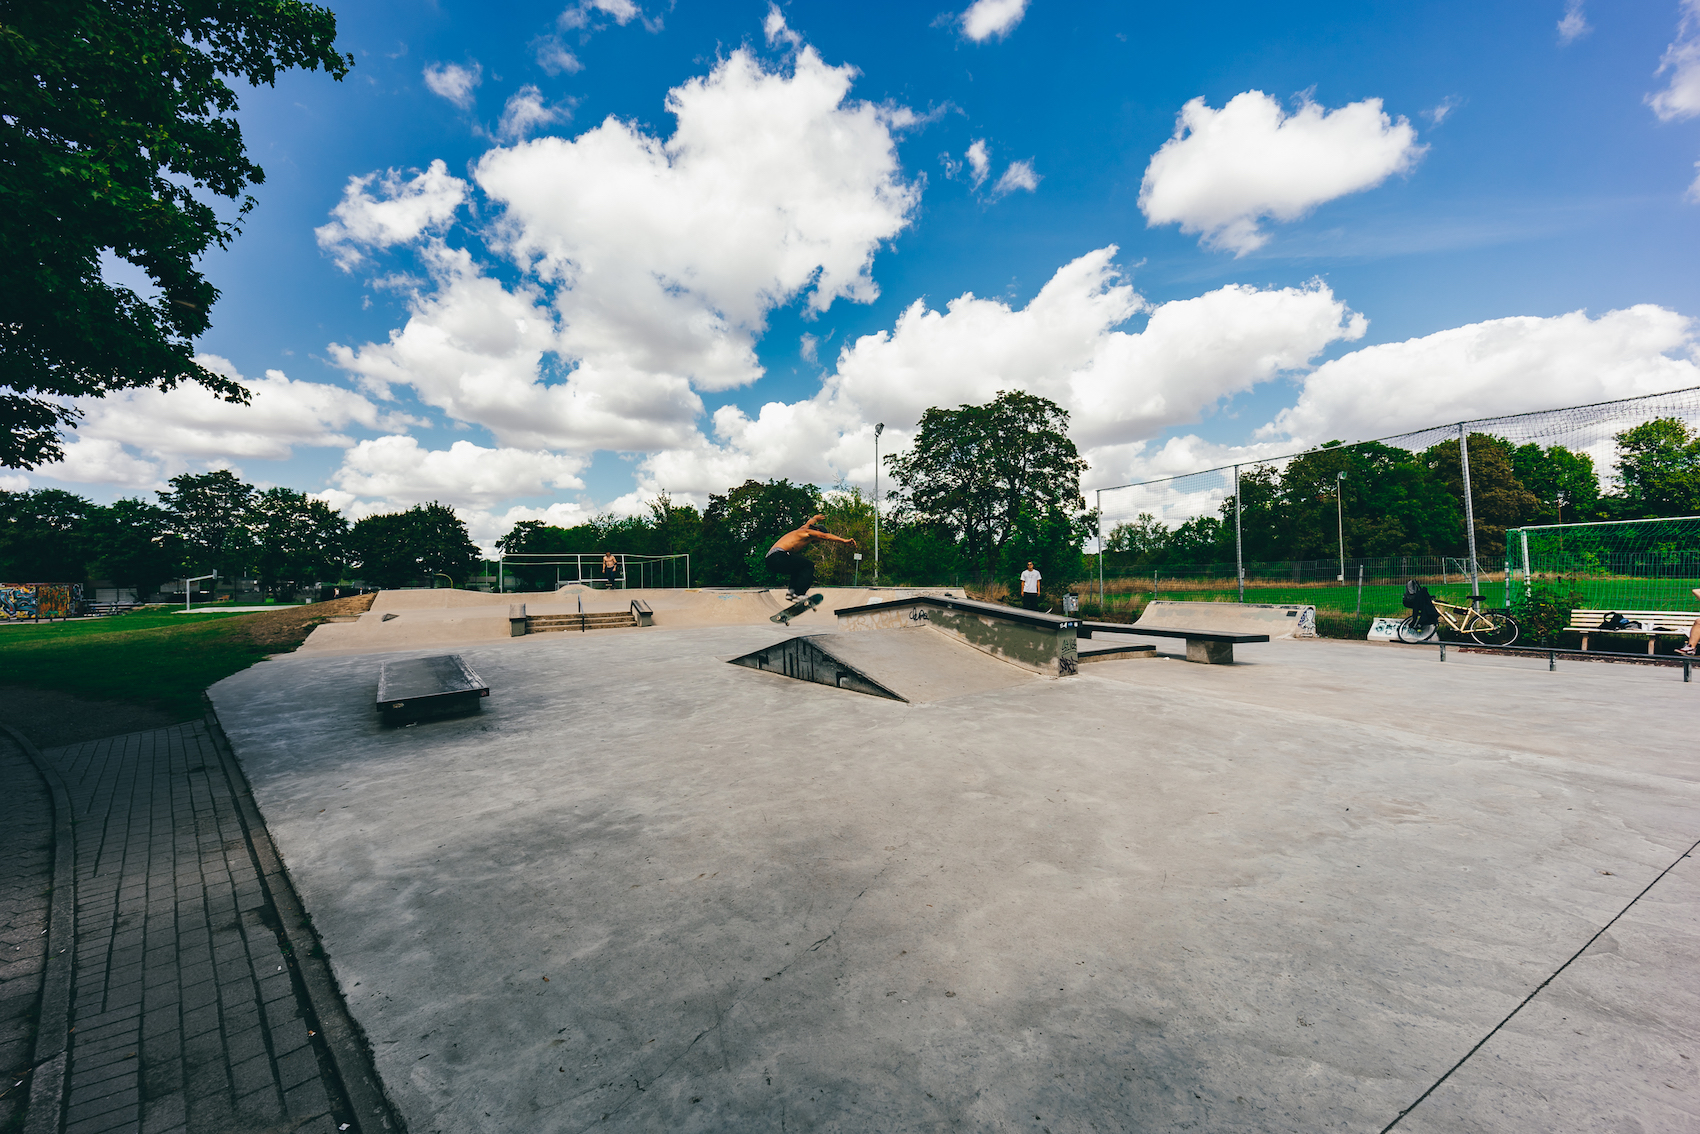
[{"left": 1093, "top": 385, "right": 1700, "bottom": 608}]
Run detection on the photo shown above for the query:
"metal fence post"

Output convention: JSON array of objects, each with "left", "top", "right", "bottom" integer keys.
[
  {"left": 1356, "top": 563, "right": 1363, "bottom": 614},
  {"left": 1234, "top": 464, "right": 1244, "bottom": 603},
  {"left": 1458, "top": 423, "right": 1480, "bottom": 600},
  {"left": 1096, "top": 488, "right": 1104, "bottom": 614}
]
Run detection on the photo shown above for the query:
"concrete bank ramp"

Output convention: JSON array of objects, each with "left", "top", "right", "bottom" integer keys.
[
  {"left": 729, "top": 626, "right": 1038, "bottom": 703},
  {"left": 1137, "top": 599, "right": 1316, "bottom": 639},
  {"left": 300, "top": 586, "right": 967, "bottom": 653}
]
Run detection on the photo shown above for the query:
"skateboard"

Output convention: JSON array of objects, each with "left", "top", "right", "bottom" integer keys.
[{"left": 770, "top": 592, "right": 824, "bottom": 624}]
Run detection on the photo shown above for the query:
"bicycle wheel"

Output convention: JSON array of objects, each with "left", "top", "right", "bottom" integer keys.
[
  {"left": 1396, "top": 614, "right": 1435, "bottom": 643},
  {"left": 1470, "top": 611, "right": 1519, "bottom": 646}
]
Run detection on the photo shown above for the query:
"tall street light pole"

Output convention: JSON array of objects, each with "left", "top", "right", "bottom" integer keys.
[
  {"left": 1336, "top": 470, "right": 1347, "bottom": 582},
  {"left": 874, "top": 423, "right": 884, "bottom": 584}
]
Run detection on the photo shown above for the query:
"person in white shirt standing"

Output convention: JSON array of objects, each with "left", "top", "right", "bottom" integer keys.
[{"left": 1018, "top": 561, "right": 1042, "bottom": 611}]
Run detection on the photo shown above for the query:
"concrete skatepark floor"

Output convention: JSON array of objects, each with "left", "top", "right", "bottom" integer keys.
[{"left": 209, "top": 625, "right": 1700, "bottom": 1133}]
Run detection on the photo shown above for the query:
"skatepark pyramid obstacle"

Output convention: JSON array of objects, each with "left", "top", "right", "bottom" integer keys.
[{"left": 728, "top": 634, "right": 907, "bottom": 700}]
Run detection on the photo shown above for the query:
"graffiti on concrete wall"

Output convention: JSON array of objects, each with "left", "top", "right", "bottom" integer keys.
[{"left": 0, "top": 583, "right": 86, "bottom": 620}]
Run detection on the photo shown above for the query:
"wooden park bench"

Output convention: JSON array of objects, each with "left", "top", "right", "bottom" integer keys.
[
  {"left": 1568, "top": 609, "right": 1698, "bottom": 654},
  {"left": 1079, "top": 621, "right": 1268, "bottom": 665},
  {"left": 376, "top": 654, "right": 489, "bottom": 726}
]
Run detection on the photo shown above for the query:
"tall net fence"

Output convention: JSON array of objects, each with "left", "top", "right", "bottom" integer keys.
[
  {"left": 1092, "top": 385, "right": 1700, "bottom": 611},
  {"left": 1506, "top": 516, "right": 1700, "bottom": 612}
]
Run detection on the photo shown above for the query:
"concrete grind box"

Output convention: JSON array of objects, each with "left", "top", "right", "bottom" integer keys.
[{"left": 834, "top": 595, "right": 1079, "bottom": 677}]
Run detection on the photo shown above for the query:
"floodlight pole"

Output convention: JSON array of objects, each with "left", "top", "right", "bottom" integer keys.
[
  {"left": 1233, "top": 465, "right": 1244, "bottom": 603},
  {"left": 1096, "top": 488, "right": 1105, "bottom": 612},
  {"left": 874, "top": 423, "right": 884, "bottom": 585},
  {"left": 1458, "top": 423, "right": 1481, "bottom": 603},
  {"left": 1336, "top": 470, "right": 1346, "bottom": 582}
]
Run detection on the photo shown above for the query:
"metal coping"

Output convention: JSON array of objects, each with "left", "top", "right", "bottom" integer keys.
[
  {"left": 1146, "top": 600, "right": 1306, "bottom": 614},
  {"left": 1083, "top": 621, "right": 1270, "bottom": 644},
  {"left": 832, "top": 594, "right": 1080, "bottom": 631}
]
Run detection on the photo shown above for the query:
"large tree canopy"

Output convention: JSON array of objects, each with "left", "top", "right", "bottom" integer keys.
[
  {"left": 348, "top": 503, "right": 480, "bottom": 589},
  {"left": 0, "top": 0, "right": 351, "bottom": 467},
  {"left": 1611, "top": 417, "right": 1700, "bottom": 518},
  {"left": 887, "top": 391, "right": 1088, "bottom": 575}
]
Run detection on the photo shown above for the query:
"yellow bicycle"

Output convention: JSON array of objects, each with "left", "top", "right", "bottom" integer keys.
[{"left": 1397, "top": 597, "right": 1520, "bottom": 646}]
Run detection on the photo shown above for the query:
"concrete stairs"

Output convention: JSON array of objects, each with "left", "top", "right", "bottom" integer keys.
[{"left": 526, "top": 611, "right": 639, "bottom": 633}]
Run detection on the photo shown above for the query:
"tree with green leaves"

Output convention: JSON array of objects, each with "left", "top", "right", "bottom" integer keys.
[
  {"left": 83, "top": 497, "right": 180, "bottom": 595},
  {"left": 695, "top": 479, "right": 821, "bottom": 586},
  {"left": 1609, "top": 418, "right": 1700, "bottom": 518},
  {"left": 815, "top": 487, "right": 876, "bottom": 584},
  {"left": 1104, "top": 512, "right": 1168, "bottom": 557},
  {"left": 0, "top": 488, "right": 92, "bottom": 579},
  {"left": 645, "top": 493, "right": 702, "bottom": 559},
  {"left": 248, "top": 487, "right": 346, "bottom": 596},
  {"left": 0, "top": 0, "right": 351, "bottom": 468},
  {"left": 1510, "top": 443, "right": 1598, "bottom": 523},
  {"left": 887, "top": 391, "right": 1088, "bottom": 576},
  {"left": 158, "top": 469, "right": 255, "bottom": 577},
  {"left": 1000, "top": 504, "right": 1089, "bottom": 592},
  {"left": 348, "top": 503, "right": 480, "bottom": 589},
  {"left": 879, "top": 520, "right": 961, "bottom": 585},
  {"left": 1421, "top": 434, "right": 1539, "bottom": 558}
]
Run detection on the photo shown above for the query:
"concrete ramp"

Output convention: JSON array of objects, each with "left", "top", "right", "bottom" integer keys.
[
  {"left": 1137, "top": 599, "right": 1316, "bottom": 639},
  {"left": 728, "top": 626, "right": 1038, "bottom": 703}
]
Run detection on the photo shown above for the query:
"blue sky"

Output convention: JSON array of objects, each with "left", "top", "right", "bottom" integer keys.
[{"left": 38, "top": 0, "right": 1700, "bottom": 546}]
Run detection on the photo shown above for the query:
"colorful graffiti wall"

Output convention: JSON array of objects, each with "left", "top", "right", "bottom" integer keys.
[{"left": 0, "top": 583, "right": 86, "bottom": 620}]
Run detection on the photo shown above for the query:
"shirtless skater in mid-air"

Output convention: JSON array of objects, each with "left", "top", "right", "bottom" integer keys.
[{"left": 766, "top": 515, "right": 856, "bottom": 601}]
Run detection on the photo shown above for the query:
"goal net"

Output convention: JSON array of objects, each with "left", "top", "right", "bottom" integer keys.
[{"left": 1505, "top": 516, "right": 1700, "bottom": 612}]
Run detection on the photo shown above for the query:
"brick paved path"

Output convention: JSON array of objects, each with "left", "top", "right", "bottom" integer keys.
[
  {"left": 44, "top": 723, "right": 360, "bottom": 1134},
  {"left": 1, "top": 732, "right": 54, "bottom": 1133}
]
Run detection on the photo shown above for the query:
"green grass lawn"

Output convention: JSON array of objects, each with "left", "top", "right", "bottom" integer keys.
[
  {"left": 1087, "top": 578, "right": 1700, "bottom": 618},
  {"left": 0, "top": 602, "right": 361, "bottom": 722}
]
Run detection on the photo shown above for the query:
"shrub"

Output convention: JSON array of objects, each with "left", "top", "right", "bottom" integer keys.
[{"left": 1511, "top": 585, "right": 1585, "bottom": 646}]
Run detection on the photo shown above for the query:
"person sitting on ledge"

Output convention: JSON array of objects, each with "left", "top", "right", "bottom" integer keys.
[{"left": 1679, "top": 587, "right": 1700, "bottom": 656}]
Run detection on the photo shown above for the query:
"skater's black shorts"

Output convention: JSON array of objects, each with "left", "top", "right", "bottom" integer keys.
[{"left": 765, "top": 547, "right": 815, "bottom": 596}]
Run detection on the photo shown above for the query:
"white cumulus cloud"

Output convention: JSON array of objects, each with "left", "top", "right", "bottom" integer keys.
[
  {"left": 329, "top": 21, "right": 918, "bottom": 461},
  {"left": 498, "top": 86, "right": 568, "bottom": 141},
  {"left": 560, "top": 0, "right": 641, "bottom": 30},
  {"left": 315, "top": 161, "right": 469, "bottom": 271},
  {"left": 634, "top": 247, "right": 1365, "bottom": 497},
  {"left": 329, "top": 436, "right": 586, "bottom": 510},
  {"left": 69, "top": 356, "right": 413, "bottom": 465},
  {"left": 1648, "top": 0, "right": 1700, "bottom": 122},
  {"left": 329, "top": 244, "right": 703, "bottom": 453},
  {"left": 422, "top": 61, "right": 483, "bottom": 109},
  {"left": 764, "top": 4, "right": 802, "bottom": 49},
  {"left": 960, "top": 0, "right": 1029, "bottom": 42},
  {"left": 1139, "top": 90, "right": 1424, "bottom": 255},
  {"left": 533, "top": 37, "right": 583, "bottom": 75},
  {"left": 1262, "top": 305, "right": 1700, "bottom": 446},
  {"left": 40, "top": 438, "right": 165, "bottom": 490},
  {"left": 965, "top": 139, "right": 991, "bottom": 187},
  {"left": 476, "top": 44, "right": 917, "bottom": 395},
  {"left": 1557, "top": 1, "right": 1591, "bottom": 44},
  {"left": 991, "top": 158, "right": 1040, "bottom": 196}
]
